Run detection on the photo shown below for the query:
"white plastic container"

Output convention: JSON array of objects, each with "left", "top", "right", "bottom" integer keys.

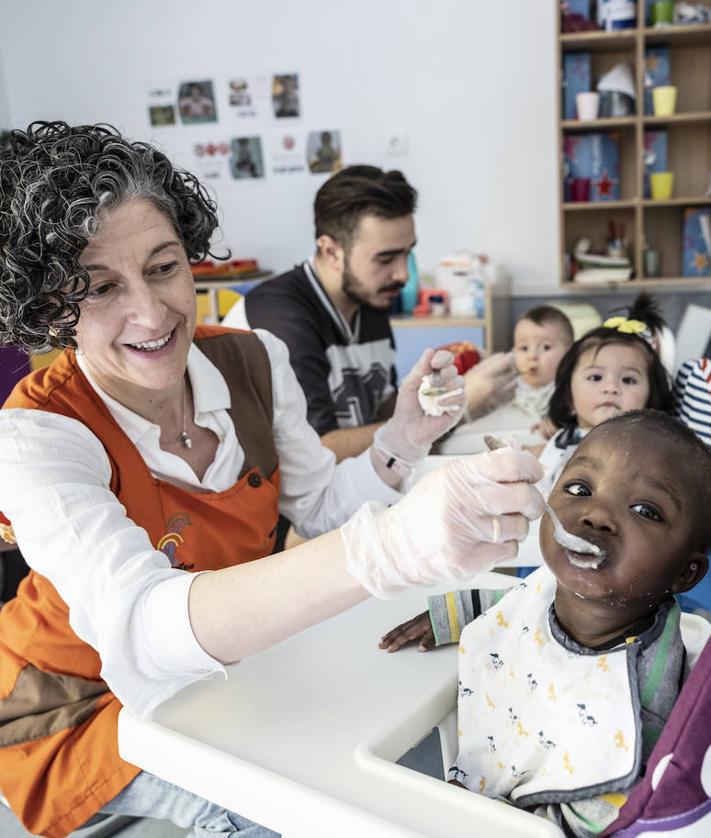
[{"left": 435, "top": 251, "right": 487, "bottom": 317}]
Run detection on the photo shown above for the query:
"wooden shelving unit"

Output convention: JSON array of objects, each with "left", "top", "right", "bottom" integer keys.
[{"left": 557, "top": 6, "right": 711, "bottom": 290}]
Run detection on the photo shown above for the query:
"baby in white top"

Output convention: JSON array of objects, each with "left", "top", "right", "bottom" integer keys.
[{"left": 512, "top": 306, "right": 574, "bottom": 429}]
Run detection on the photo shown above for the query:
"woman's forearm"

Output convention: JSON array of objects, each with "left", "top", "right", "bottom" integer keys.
[{"left": 188, "top": 529, "right": 369, "bottom": 663}]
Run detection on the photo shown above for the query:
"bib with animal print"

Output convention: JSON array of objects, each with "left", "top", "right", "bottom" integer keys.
[{"left": 450, "top": 566, "right": 642, "bottom": 805}]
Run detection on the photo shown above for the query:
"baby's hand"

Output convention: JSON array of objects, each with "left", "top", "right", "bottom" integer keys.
[
  {"left": 378, "top": 611, "right": 434, "bottom": 652},
  {"left": 530, "top": 417, "right": 556, "bottom": 440}
]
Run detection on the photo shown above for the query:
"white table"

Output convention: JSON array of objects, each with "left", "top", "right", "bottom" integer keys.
[{"left": 119, "top": 575, "right": 560, "bottom": 838}]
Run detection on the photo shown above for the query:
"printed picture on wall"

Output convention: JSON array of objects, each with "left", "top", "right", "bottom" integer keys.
[
  {"left": 230, "top": 136, "right": 265, "bottom": 179},
  {"left": 191, "top": 140, "right": 231, "bottom": 183},
  {"left": 266, "top": 132, "right": 307, "bottom": 176},
  {"left": 307, "top": 130, "right": 342, "bottom": 174},
  {"left": 229, "top": 78, "right": 252, "bottom": 108},
  {"left": 145, "top": 81, "right": 178, "bottom": 129},
  {"left": 148, "top": 105, "right": 176, "bottom": 127},
  {"left": 178, "top": 80, "right": 218, "bottom": 124},
  {"left": 272, "top": 74, "right": 300, "bottom": 119}
]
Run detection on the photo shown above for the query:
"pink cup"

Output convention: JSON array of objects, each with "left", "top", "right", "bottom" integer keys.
[{"left": 571, "top": 177, "right": 591, "bottom": 202}]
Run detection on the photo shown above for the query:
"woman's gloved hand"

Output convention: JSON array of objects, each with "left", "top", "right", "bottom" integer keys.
[
  {"left": 342, "top": 447, "right": 544, "bottom": 598},
  {"left": 463, "top": 352, "right": 518, "bottom": 421},
  {"left": 373, "top": 348, "right": 465, "bottom": 470}
]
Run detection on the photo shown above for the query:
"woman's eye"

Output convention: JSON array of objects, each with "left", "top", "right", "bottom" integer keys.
[
  {"left": 631, "top": 503, "right": 663, "bottom": 522},
  {"left": 151, "top": 261, "right": 178, "bottom": 276},
  {"left": 87, "top": 283, "right": 114, "bottom": 299},
  {"left": 564, "top": 481, "right": 590, "bottom": 497}
]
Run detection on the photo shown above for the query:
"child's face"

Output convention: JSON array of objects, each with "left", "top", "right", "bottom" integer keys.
[
  {"left": 541, "top": 425, "right": 705, "bottom": 609},
  {"left": 513, "top": 319, "right": 570, "bottom": 389},
  {"left": 570, "top": 343, "right": 650, "bottom": 430}
]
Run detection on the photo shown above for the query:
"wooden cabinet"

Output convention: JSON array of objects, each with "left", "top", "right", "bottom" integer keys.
[{"left": 558, "top": 11, "right": 711, "bottom": 289}]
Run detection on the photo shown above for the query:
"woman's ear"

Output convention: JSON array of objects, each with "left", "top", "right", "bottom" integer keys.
[{"left": 672, "top": 551, "right": 709, "bottom": 594}]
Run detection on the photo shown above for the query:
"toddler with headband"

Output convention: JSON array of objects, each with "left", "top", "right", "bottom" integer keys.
[{"left": 535, "top": 293, "right": 673, "bottom": 496}]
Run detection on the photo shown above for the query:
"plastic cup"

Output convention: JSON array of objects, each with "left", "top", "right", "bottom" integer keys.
[
  {"left": 644, "top": 249, "right": 660, "bottom": 277},
  {"left": 576, "top": 91, "right": 600, "bottom": 121},
  {"left": 653, "top": 86, "right": 677, "bottom": 116},
  {"left": 652, "top": 1, "right": 674, "bottom": 24},
  {"left": 571, "top": 177, "right": 591, "bottom": 202},
  {"left": 650, "top": 171, "right": 674, "bottom": 201}
]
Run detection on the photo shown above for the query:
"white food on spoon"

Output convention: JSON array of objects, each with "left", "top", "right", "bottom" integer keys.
[
  {"left": 482, "top": 435, "right": 606, "bottom": 569},
  {"left": 417, "top": 373, "right": 463, "bottom": 417}
]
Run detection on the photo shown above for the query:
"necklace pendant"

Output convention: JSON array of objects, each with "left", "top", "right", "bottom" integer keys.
[{"left": 180, "top": 432, "right": 193, "bottom": 450}]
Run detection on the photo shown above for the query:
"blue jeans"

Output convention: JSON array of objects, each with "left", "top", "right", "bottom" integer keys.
[{"left": 100, "top": 770, "right": 280, "bottom": 837}]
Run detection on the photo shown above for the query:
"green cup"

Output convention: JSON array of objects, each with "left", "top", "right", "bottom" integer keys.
[{"left": 652, "top": 0, "right": 674, "bottom": 24}]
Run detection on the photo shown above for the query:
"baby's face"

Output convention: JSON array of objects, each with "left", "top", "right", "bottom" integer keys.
[
  {"left": 540, "top": 426, "right": 700, "bottom": 609},
  {"left": 569, "top": 343, "right": 650, "bottom": 430},
  {"left": 513, "top": 319, "right": 570, "bottom": 388}
]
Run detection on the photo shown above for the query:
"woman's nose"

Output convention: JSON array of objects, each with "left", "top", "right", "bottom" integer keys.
[{"left": 125, "top": 280, "right": 167, "bottom": 327}]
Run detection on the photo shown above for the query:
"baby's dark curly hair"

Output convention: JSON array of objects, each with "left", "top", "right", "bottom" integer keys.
[{"left": 0, "top": 121, "right": 219, "bottom": 351}]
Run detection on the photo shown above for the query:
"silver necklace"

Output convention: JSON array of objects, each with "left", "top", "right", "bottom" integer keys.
[{"left": 180, "top": 380, "right": 193, "bottom": 449}]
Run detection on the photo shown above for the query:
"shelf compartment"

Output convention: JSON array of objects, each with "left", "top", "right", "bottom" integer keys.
[
  {"left": 663, "top": 123, "right": 711, "bottom": 197},
  {"left": 644, "top": 24, "right": 711, "bottom": 48},
  {"left": 563, "top": 207, "right": 638, "bottom": 279},
  {"left": 644, "top": 43, "right": 711, "bottom": 114},
  {"left": 561, "top": 30, "right": 638, "bottom": 51},
  {"left": 643, "top": 203, "right": 711, "bottom": 280}
]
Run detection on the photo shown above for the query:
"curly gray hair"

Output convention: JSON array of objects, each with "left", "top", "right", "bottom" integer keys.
[{"left": 0, "top": 121, "right": 219, "bottom": 351}]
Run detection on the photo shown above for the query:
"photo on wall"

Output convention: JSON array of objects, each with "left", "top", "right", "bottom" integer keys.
[
  {"left": 307, "top": 130, "right": 342, "bottom": 174},
  {"left": 230, "top": 136, "right": 265, "bottom": 179},
  {"left": 145, "top": 81, "right": 178, "bottom": 129},
  {"left": 148, "top": 105, "right": 176, "bottom": 127},
  {"left": 266, "top": 132, "right": 307, "bottom": 175},
  {"left": 272, "top": 73, "right": 300, "bottom": 118},
  {"left": 178, "top": 80, "right": 218, "bottom": 124}
]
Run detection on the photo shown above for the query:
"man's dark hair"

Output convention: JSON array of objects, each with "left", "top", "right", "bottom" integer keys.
[
  {"left": 314, "top": 165, "right": 417, "bottom": 248},
  {"left": 518, "top": 305, "right": 574, "bottom": 344},
  {"left": 576, "top": 410, "right": 711, "bottom": 552}
]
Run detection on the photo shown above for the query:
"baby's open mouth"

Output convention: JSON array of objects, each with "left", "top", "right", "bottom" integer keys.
[{"left": 565, "top": 547, "right": 607, "bottom": 571}]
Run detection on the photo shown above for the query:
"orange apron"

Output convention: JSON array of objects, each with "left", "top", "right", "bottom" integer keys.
[{"left": 0, "top": 326, "right": 280, "bottom": 837}]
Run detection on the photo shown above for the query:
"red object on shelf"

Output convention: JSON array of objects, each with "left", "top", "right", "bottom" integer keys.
[
  {"left": 436, "top": 340, "right": 481, "bottom": 375},
  {"left": 192, "top": 258, "right": 260, "bottom": 276}
]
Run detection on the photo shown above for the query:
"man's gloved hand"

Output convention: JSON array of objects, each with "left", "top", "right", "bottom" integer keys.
[
  {"left": 463, "top": 352, "right": 518, "bottom": 421},
  {"left": 373, "top": 347, "right": 465, "bottom": 469},
  {"left": 341, "top": 446, "right": 544, "bottom": 598}
]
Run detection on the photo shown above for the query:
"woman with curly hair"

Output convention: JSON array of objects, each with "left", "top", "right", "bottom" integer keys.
[{"left": 0, "top": 122, "right": 544, "bottom": 837}]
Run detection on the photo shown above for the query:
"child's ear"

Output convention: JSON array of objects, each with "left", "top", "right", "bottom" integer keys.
[{"left": 671, "top": 551, "right": 709, "bottom": 594}]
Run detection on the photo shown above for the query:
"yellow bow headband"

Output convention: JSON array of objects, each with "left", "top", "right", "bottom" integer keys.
[{"left": 602, "top": 316, "right": 651, "bottom": 339}]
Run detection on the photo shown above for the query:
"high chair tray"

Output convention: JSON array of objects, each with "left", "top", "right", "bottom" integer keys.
[{"left": 119, "top": 574, "right": 560, "bottom": 837}]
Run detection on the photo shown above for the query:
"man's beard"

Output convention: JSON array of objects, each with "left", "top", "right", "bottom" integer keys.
[{"left": 341, "top": 259, "right": 404, "bottom": 311}]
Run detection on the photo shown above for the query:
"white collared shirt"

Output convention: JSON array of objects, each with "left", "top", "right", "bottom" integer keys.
[{"left": 0, "top": 329, "right": 400, "bottom": 716}]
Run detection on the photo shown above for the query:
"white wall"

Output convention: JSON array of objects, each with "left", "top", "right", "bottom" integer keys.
[{"left": 0, "top": 0, "right": 559, "bottom": 294}]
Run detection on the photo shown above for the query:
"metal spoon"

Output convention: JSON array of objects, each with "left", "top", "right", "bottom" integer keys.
[{"left": 482, "top": 435, "right": 604, "bottom": 561}]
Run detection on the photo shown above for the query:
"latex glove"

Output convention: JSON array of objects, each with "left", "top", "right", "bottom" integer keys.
[
  {"left": 341, "top": 447, "right": 544, "bottom": 598},
  {"left": 374, "top": 348, "right": 465, "bottom": 467},
  {"left": 463, "top": 352, "right": 518, "bottom": 421}
]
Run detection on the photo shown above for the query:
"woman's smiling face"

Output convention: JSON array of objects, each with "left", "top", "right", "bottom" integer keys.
[
  {"left": 541, "top": 424, "right": 704, "bottom": 610},
  {"left": 75, "top": 198, "right": 197, "bottom": 404}
]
